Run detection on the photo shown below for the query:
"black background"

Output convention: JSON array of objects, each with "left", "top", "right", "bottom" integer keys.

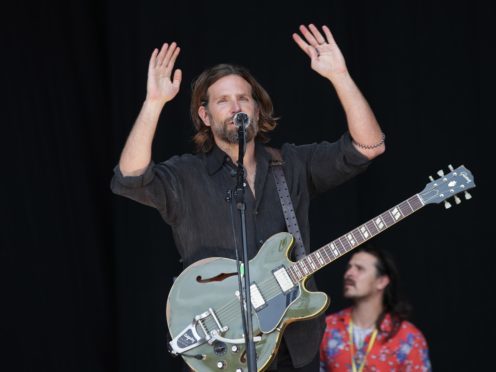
[{"left": 2, "top": 0, "right": 494, "bottom": 371}]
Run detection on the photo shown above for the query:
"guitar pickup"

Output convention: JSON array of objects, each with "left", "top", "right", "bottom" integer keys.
[
  {"left": 273, "top": 266, "right": 295, "bottom": 293},
  {"left": 249, "top": 282, "right": 267, "bottom": 311}
]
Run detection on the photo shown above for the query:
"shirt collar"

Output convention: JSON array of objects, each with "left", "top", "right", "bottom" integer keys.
[
  {"left": 205, "top": 141, "right": 272, "bottom": 176},
  {"left": 339, "top": 307, "right": 394, "bottom": 333},
  {"left": 205, "top": 143, "right": 229, "bottom": 175}
]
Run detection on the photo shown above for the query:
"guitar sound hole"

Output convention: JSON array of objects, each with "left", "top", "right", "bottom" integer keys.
[
  {"left": 240, "top": 350, "right": 246, "bottom": 364},
  {"left": 239, "top": 332, "right": 262, "bottom": 363},
  {"left": 240, "top": 350, "right": 259, "bottom": 364},
  {"left": 196, "top": 272, "right": 237, "bottom": 283}
]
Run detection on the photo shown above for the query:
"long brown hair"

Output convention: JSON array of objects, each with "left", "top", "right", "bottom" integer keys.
[
  {"left": 190, "top": 64, "right": 278, "bottom": 153},
  {"left": 356, "top": 244, "right": 412, "bottom": 340}
]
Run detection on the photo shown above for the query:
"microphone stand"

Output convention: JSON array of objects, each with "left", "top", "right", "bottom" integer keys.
[{"left": 233, "top": 120, "right": 257, "bottom": 372}]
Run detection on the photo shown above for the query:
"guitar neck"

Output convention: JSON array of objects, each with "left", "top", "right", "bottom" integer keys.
[{"left": 287, "top": 194, "right": 425, "bottom": 281}]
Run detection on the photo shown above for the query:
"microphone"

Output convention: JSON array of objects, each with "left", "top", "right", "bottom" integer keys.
[{"left": 233, "top": 112, "right": 250, "bottom": 128}]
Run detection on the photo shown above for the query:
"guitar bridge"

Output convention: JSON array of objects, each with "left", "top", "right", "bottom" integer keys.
[
  {"left": 168, "top": 308, "right": 229, "bottom": 355},
  {"left": 169, "top": 307, "right": 263, "bottom": 356}
]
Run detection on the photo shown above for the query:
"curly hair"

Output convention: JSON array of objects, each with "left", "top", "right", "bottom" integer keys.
[{"left": 190, "top": 64, "right": 278, "bottom": 153}]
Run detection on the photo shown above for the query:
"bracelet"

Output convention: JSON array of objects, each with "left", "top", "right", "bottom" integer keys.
[{"left": 352, "top": 132, "right": 386, "bottom": 150}]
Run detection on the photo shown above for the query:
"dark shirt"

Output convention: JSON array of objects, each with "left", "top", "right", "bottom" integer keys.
[{"left": 110, "top": 132, "right": 370, "bottom": 368}]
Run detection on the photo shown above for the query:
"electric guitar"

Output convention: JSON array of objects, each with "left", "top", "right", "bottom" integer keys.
[{"left": 166, "top": 164, "right": 475, "bottom": 371}]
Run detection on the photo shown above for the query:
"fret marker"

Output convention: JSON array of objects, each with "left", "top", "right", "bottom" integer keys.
[
  {"left": 331, "top": 243, "right": 339, "bottom": 257},
  {"left": 316, "top": 252, "right": 325, "bottom": 265},
  {"left": 375, "top": 218, "right": 385, "bottom": 229},
  {"left": 293, "top": 265, "right": 302, "bottom": 279},
  {"left": 360, "top": 226, "right": 370, "bottom": 238},
  {"left": 391, "top": 207, "right": 402, "bottom": 220},
  {"left": 346, "top": 234, "right": 356, "bottom": 246}
]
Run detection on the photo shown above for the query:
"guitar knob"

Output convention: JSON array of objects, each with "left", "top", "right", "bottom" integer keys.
[
  {"left": 454, "top": 195, "right": 461, "bottom": 204},
  {"left": 448, "top": 164, "right": 454, "bottom": 171},
  {"left": 429, "top": 175, "right": 435, "bottom": 181},
  {"left": 464, "top": 191, "right": 472, "bottom": 200},
  {"left": 216, "top": 360, "right": 226, "bottom": 369},
  {"left": 231, "top": 345, "right": 239, "bottom": 353},
  {"left": 213, "top": 341, "right": 227, "bottom": 356},
  {"left": 437, "top": 170, "right": 445, "bottom": 177},
  {"left": 444, "top": 200, "right": 452, "bottom": 209}
]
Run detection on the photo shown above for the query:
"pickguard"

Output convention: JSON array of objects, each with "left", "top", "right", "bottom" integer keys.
[{"left": 256, "top": 285, "right": 300, "bottom": 333}]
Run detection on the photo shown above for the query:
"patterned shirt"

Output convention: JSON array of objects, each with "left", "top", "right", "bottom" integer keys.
[{"left": 320, "top": 308, "right": 431, "bottom": 371}]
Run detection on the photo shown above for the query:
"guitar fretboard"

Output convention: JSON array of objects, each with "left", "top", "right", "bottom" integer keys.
[{"left": 286, "top": 194, "right": 424, "bottom": 282}]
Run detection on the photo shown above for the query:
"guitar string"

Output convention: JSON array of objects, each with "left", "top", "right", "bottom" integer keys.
[
  {"left": 216, "top": 199, "right": 424, "bottom": 324},
  {"left": 202, "top": 260, "right": 296, "bottom": 315},
  {"left": 211, "top": 274, "right": 297, "bottom": 325},
  {"left": 210, "top": 252, "right": 337, "bottom": 326},
  {"left": 196, "top": 195, "right": 427, "bottom": 333},
  {"left": 203, "top": 269, "right": 305, "bottom": 330},
  {"left": 218, "top": 225, "right": 423, "bottom": 328},
  {"left": 174, "top": 180, "right": 466, "bottom": 355},
  {"left": 182, "top": 190, "right": 462, "bottom": 338},
  {"left": 206, "top": 228, "right": 386, "bottom": 326}
]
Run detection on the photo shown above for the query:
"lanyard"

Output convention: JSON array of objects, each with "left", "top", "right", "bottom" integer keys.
[{"left": 348, "top": 321, "right": 378, "bottom": 372}]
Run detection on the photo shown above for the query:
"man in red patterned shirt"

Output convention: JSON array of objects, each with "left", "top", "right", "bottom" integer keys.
[{"left": 320, "top": 245, "right": 431, "bottom": 371}]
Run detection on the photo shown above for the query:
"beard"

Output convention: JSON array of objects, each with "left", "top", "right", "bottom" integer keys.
[{"left": 209, "top": 114, "right": 259, "bottom": 144}]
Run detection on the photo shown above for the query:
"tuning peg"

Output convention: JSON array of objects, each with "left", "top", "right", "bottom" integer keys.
[
  {"left": 448, "top": 164, "right": 454, "bottom": 171},
  {"left": 464, "top": 191, "right": 472, "bottom": 200},
  {"left": 444, "top": 200, "right": 452, "bottom": 209},
  {"left": 437, "top": 170, "right": 445, "bottom": 177},
  {"left": 454, "top": 195, "right": 461, "bottom": 204}
]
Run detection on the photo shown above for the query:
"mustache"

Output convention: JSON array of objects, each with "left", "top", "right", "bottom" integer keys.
[
  {"left": 225, "top": 117, "right": 247, "bottom": 125},
  {"left": 224, "top": 116, "right": 255, "bottom": 129},
  {"left": 344, "top": 278, "right": 355, "bottom": 286},
  {"left": 226, "top": 114, "right": 253, "bottom": 124}
]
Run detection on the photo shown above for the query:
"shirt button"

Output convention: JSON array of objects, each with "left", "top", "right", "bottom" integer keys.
[{"left": 259, "top": 240, "right": 264, "bottom": 246}]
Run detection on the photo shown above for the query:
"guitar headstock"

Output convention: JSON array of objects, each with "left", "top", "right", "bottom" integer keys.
[{"left": 419, "top": 164, "right": 475, "bottom": 207}]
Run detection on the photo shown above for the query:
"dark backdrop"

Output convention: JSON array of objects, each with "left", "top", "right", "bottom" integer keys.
[{"left": 2, "top": 0, "right": 494, "bottom": 371}]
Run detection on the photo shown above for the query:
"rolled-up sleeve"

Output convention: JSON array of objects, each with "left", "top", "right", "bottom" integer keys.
[
  {"left": 310, "top": 132, "right": 371, "bottom": 193},
  {"left": 110, "top": 160, "right": 182, "bottom": 225},
  {"left": 286, "top": 132, "right": 372, "bottom": 196}
]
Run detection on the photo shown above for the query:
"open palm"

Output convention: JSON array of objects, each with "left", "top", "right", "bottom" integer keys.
[
  {"left": 146, "top": 42, "right": 182, "bottom": 104},
  {"left": 293, "top": 24, "right": 348, "bottom": 80}
]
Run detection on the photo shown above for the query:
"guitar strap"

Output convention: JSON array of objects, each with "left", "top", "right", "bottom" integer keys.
[{"left": 266, "top": 147, "right": 306, "bottom": 260}]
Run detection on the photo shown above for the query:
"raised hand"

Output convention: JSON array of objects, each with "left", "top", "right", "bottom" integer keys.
[
  {"left": 292, "top": 24, "right": 348, "bottom": 80},
  {"left": 146, "top": 42, "right": 182, "bottom": 105}
]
